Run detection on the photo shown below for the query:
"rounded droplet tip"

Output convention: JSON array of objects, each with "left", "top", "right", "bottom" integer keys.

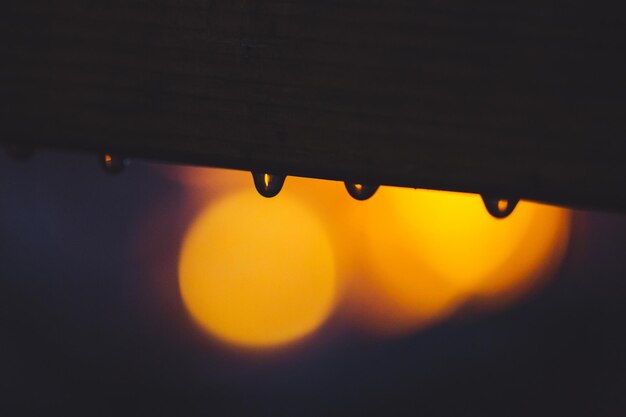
[
  {"left": 482, "top": 195, "right": 520, "bottom": 219},
  {"left": 252, "top": 172, "right": 286, "bottom": 198},
  {"left": 345, "top": 182, "right": 379, "bottom": 201},
  {"left": 101, "top": 153, "right": 129, "bottom": 175}
]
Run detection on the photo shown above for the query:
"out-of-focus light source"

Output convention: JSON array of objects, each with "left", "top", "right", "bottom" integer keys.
[
  {"left": 349, "top": 188, "right": 571, "bottom": 333},
  {"left": 179, "top": 190, "right": 337, "bottom": 349},
  {"left": 167, "top": 166, "right": 572, "bottom": 346}
]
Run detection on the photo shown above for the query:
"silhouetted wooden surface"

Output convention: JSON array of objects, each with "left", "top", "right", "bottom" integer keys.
[{"left": 2, "top": 0, "right": 625, "bottom": 211}]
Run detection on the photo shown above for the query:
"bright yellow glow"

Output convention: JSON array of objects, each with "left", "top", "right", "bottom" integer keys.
[
  {"left": 170, "top": 166, "right": 572, "bottom": 342},
  {"left": 263, "top": 173, "right": 271, "bottom": 189},
  {"left": 179, "top": 190, "right": 337, "bottom": 349},
  {"left": 388, "top": 189, "right": 570, "bottom": 295},
  {"left": 354, "top": 184, "right": 363, "bottom": 192},
  {"left": 352, "top": 188, "right": 571, "bottom": 333},
  {"left": 498, "top": 199, "right": 509, "bottom": 212}
]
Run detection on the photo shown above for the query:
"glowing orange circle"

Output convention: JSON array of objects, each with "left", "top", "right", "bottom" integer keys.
[
  {"left": 179, "top": 191, "right": 337, "bottom": 349},
  {"left": 170, "top": 166, "right": 572, "bottom": 339},
  {"left": 386, "top": 188, "right": 571, "bottom": 298},
  {"left": 353, "top": 187, "right": 571, "bottom": 333}
]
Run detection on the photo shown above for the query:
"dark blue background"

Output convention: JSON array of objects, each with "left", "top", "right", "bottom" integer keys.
[{"left": 1, "top": 149, "right": 625, "bottom": 416}]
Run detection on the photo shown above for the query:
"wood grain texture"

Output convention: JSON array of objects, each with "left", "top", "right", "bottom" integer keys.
[{"left": 2, "top": 0, "right": 625, "bottom": 211}]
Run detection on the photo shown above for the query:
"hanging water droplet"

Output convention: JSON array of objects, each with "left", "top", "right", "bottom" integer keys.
[
  {"left": 482, "top": 195, "right": 519, "bottom": 219},
  {"left": 4, "top": 144, "right": 35, "bottom": 161},
  {"left": 101, "top": 153, "right": 129, "bottom": 175},
  {"left": 345, "top": 182, "right": 379, "bottom": 201},
  {"left": 252, "top": 172, "right": 286, "bottom": 198}
]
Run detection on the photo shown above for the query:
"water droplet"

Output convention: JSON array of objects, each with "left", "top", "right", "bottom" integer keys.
[
  {"left": 345, "top": 183, "right": 379, "bottom": 201},
  {"left": 4, "top": 144, "right": 35, "bottom": 161},
  {"left": 101, "top": 153, "right": 129, "bottom": 175},
  {"left": 482, "top": 195, "right": 519, "bottom": 219},
  {"left": 252, "top": 172, "right": 286, "bottom": 198}
]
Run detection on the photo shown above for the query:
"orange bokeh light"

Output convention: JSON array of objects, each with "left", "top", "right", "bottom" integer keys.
[
  {"left": 179, "top": 190, "right": 337, "bottom": 349},
  {"left": 350, "top": 187, "right": 571, "bottom": 333},
  {"left": 170, "top": 166, "right": 572, "bottom": 345}
]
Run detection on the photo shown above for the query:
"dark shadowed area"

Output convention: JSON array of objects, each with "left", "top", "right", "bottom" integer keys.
[{"left": 1, "top": 149, "right": 625, "bottom": 416}]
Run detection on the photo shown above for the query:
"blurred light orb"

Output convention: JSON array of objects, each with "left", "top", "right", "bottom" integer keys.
[
  {"left": 171, "top": 166, "right": 572, "bottom": 339},
  {"left": 355, "top": 188, "right": 571, "bottom": 333},
  {"left": 179, "top": 191, "right": 337, "bottom": 349},
  {"left": 388, "top": 188, "right": 571, "bottom": 297}
]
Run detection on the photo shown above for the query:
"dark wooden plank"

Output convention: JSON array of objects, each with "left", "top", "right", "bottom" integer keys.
[{"left": 1, "top": 0, "right": 625, "bottom": 211}]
